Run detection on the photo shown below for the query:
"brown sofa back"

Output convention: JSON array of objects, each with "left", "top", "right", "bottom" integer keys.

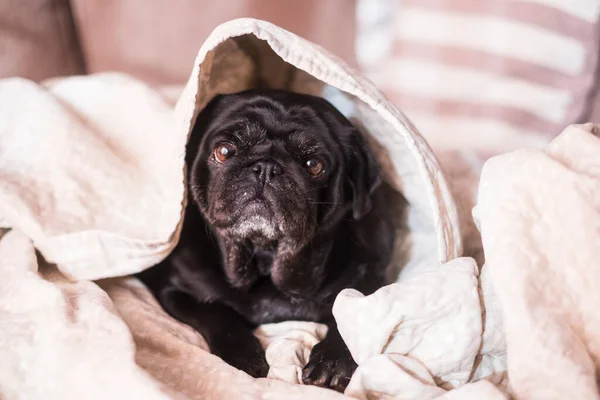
[
  {"left": 0, "top": 0, "right": 84, "bottom": 81},
  {"left": 71, "top": 0, "right": 357, "bottom": 84}
]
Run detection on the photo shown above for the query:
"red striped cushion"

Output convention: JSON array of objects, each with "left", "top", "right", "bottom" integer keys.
[{"left": 357, "top": 0, "right": 600, "bottom": 155}]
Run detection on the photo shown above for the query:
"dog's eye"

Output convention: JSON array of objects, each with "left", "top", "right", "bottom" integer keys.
[
  {"left": 305, "top": 159, "right": 325, "bottom": 176},
  {"left": 214, "top": 143, "right": 236, "bottom": 163}
]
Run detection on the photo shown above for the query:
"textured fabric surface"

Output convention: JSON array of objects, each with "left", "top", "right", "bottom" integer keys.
[
  {"left": 0, "top": 231, "right": 349, "bottom": 400},
  {"left": 0, "top": 230, "right": 506, "bottom": 400},
  {"left": 359, "top": 0, "right": 600, "bottom": 156},
  {"left": 356, "top": 0, "right": 600, "bottom": 263},
  {"left": 0, "top": 73, "right": 183, "bottom": 280},
  {"left": 0, "top": 230, "right": 174, "bottom": 400},
  {"left": 7, "top": 124, "right": 599, "bottom": 398},
  {"left": 195, "top": 122, "right": 600, "bottom": 399},
  {"left": 475, "top": 123, "right": 600, "bottom": 400},
  {"left": 100, "top": 277, "right": 350, "bottom": 400},
  {"left": 252, "top": 257, "right": 508, "bottom": 399},
  {"left": 12, "top": 120, "right": 600, "bottom": 399},
  {"left": 105, "top": 268, "right": 510, "bottom": 399}
]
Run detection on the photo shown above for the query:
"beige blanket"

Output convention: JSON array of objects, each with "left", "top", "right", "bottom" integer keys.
[
  {"left": 3, "top": 123, "right": 599, "bottom": 399},
  {"left": 1, "top": 18, "right": 599, "bottom": 400},
  {"left": 0, "top": 18, "right": 460, "bottom": 399}
]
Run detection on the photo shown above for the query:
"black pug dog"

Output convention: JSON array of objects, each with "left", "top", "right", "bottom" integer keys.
[{"left": 138, "top": 88, "right": 394, "bottom": 392}]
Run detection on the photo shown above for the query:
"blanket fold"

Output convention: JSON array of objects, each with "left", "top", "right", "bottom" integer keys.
[
  {"left": 475, "top": 123, "right": 600, "bottom": 400},
  {"left": 0, "top": 18, "right": 461, "bottom": 282}
]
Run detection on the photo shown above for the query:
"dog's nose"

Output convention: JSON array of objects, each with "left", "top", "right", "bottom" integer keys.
[{"left": 252, "top": 160, "right": 283, "bottom": 185}]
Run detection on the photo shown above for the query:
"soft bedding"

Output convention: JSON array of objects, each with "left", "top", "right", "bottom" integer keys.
[
  {"left": 1, "top": 18, "right": 600, "bottom": 400},
  {"left": 4, "top": 123, "right": 599, "bottom": 400}
]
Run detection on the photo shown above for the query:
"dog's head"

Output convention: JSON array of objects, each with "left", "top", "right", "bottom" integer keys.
[{"left": 187, "top": 89, "right": 380, "bottom": 294}]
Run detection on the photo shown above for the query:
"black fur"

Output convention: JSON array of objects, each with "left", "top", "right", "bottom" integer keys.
[{"left": 138, "top": 89, "right": 395, "bottom": 392}]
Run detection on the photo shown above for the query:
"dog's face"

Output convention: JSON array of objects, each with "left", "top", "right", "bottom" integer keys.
[{"left": 187, "top": 89, "right": 380, "bottom": 293}]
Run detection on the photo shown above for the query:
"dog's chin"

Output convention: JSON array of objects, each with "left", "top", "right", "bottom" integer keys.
[
  {"left": 230, "top": 215, "right": 278, "bottom": 243},
  {"left": 227, "top": 201, "right": 282, "bottom": 244}
]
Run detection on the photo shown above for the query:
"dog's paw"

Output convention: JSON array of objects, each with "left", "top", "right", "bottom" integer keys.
[
  {"left": 301, "top": 339, "right": 357, "bottom": 392},
  {"left": 216, "top": 340, "right": 269, "bottom": 378},
  {"left": 229, "top": 352, "right": 270, "bottom": 378}
]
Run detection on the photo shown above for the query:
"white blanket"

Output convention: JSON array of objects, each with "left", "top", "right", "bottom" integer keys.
[
  {"left": 0, "top": 18, "right": 462, "bottom": 282},
  {"left": 475, "top": 124, "right": 600, "bottom": 399},
  {"left": 4, "top": 123, "right": 598, "bottom": 399},
  {"left": 0, "top": 18, "right": 460, "bottom": 399},
  {"left": 2, "top": 18, "right": 600, "bottom": 400}
]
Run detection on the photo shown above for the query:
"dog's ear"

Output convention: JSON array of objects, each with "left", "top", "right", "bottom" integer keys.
[
  {"left": 186, "top": 94, "right": 229, "bottom": 209},
  {"left": 185, "top": 94, "right": 225, "bottom": 168},
  {"left": 346, "top": 128, "right": 381, "bottom": 220}
]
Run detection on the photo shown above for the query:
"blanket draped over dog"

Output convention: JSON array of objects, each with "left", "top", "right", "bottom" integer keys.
[{"left": 0, "top": 19, "right": 599, "bottom": 400}]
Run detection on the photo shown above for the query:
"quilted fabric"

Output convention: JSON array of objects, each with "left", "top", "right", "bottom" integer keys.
[{"left": 476, "top": 123, "right": 600, "bottom": 399}]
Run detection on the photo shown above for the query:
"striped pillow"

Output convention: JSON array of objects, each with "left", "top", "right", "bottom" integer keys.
[{"left": 357, "top": 0, "right": 600, "bottom": 156}]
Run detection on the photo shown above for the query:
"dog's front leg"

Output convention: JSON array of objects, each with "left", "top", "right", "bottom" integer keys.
[
  {"left": 302, "top": 318, "right": 357, "bottom": 392},
  {"left": 159, "top": 288, "right": 269, "bottom": 378},
  {"left": 221, "top": 239, "right": 257, "bottom": 291}
]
